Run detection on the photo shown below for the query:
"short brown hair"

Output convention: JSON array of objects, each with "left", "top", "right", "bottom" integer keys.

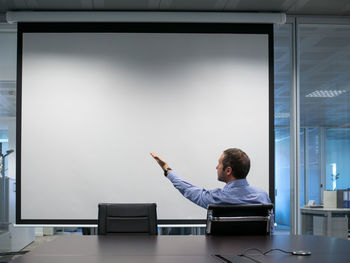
[{"left": 222, "top": 148, "right": 250, "bottom": 179}]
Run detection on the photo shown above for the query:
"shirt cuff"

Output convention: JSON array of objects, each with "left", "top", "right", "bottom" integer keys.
[{"left": 166, "top": 171, "right": 178, "bottom": 181}]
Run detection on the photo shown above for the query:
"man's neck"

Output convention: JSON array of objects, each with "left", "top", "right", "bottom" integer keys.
[{"left": 225, "top": 176, "right": 237, "bottom": 183}]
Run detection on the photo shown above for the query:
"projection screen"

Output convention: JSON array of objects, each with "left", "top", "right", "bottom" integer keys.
[{"left": 17, "top": 23, "right": 274, "bottom": 225}]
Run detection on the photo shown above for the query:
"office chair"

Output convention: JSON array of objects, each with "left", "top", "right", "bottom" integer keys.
[
  {"left": 206, "top": 203, "right": 273, "bottom": 235},
  {"left": 98, "top": 203, "right": 158, "bottom": 235}
]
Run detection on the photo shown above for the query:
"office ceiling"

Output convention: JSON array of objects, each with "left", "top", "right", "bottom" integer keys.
[
  {"left": 0, "top": 0, "right": 350, "bottom": 15},
  {"left": 274, "top": 24, "right": 350, "bottom": 128},
  {"left": 0, "top": 0, "right": 349, "bottom": 128}
]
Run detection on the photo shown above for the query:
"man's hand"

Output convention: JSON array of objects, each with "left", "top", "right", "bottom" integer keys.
[{"left": 150, "top": 152, "right": 169, "bottom": 171}]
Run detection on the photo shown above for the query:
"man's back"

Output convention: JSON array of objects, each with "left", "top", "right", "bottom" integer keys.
[{"left": 167, "top": 172, "right": 271, "bottom": 209}]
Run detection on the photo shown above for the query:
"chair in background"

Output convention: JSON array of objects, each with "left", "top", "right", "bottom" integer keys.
[
  {"left": 98, "top": 203, "right": 158, "bottom": 235},
  {"left": 206, "top": 203, "right": 274, "bottom": 235}
]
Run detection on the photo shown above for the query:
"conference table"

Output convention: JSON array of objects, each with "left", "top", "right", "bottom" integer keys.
[{"left": 9, "top": 234, "right": 350, "bottom": 263}]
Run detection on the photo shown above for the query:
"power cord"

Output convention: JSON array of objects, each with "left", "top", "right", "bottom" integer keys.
[
  {"left": 263, "top": 248, "right": 293, "bottom": 255},
  {"left": 238, "top": 248, "right": 311, "bottom": 263},
  {"left": 0, "top": 250, "right": 29, "bottom": 256}
]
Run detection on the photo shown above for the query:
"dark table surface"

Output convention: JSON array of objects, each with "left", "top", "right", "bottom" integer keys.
[{"left": 9, "top": 235, "right": 350, "bottom": 263}]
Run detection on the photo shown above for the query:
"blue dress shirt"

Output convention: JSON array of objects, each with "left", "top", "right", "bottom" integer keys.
[{"left": 167, "top": 171, "right": 271, "bottom": 209}]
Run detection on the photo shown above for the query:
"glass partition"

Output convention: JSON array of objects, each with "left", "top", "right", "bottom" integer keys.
[
  {"left": 299, "top": 23, "right": 350, "bottom": 238},
  {"left": 326, "top": 128, "right": 350, "bottom": 191},
  {"left": 299, "top": 24, "right": 350, "bottom": 203},
  {"left": 274, "top": 24, "right": 293, "bottom": 230}
]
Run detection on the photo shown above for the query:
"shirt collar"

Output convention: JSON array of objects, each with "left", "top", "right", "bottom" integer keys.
[{"left": 224, "top": 178, "right": 249, "bottom": 189}]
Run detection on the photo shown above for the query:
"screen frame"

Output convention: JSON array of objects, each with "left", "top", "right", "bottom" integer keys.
[{"left": 16, "top": 22, "right": 274, "bottom": 225}]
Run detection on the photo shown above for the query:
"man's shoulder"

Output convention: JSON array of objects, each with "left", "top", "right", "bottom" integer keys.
[
  {"left": 207, "top": 187, "right": 224, "bottom": 195},
  {"left": 249, "top": 185, "right": 268, "bottom": 193}
]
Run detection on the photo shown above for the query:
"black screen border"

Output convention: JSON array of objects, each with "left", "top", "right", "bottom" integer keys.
[{"left": 16, "top": 22, "right": 274, "bottom": 225}]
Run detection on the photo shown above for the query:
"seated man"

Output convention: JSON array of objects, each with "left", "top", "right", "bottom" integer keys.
[{"left": 150, "top": 148, "right": 271, "bottom": 208}]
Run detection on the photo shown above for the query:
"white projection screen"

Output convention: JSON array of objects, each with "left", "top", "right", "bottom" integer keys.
[{"left": 17, "top": 23, "right": 274, "bottom": 225}]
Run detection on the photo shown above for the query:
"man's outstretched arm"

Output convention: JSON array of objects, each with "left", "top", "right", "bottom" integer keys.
[{"left": 149, "top": 152, "right": 218, "bottom": 208}]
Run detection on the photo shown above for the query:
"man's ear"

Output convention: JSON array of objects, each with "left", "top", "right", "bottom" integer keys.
[{"left": 225, "top": 166, "right": 232, "bottom": 176}]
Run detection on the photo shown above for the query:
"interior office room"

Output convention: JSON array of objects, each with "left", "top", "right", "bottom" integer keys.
[{"left": 1, "top": 1, "right": 350, "bottom": 263}]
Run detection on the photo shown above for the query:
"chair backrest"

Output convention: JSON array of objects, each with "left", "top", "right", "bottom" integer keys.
[
  {"left": 98, "top": 203, "right": 158, "bottom": 235},
  {"left": 206, "top": 203, "right": 273, "bottom": 235}
]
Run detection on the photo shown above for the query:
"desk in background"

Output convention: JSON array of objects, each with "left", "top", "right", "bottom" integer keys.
[
  {"left": 301, "top": 207, "right": 350, "bottom": 239},
  {"left": 8, "top": 235, "right": 350, "bottom": 263}
]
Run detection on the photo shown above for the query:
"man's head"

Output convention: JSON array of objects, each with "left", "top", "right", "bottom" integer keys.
[{"left": 216, "top": 148, "right": 250, "bottom": 183}]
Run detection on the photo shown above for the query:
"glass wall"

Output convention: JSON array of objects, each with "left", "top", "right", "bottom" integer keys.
[
  {"left": 299, "top": 24, "right": 350, "bottom": 205},
  {"left": 300, "top": 129, "right": 305, "bottom": 206},
  {"left": 0, "top": 130, "right": 9, "bottom": 172},
  {"left": 301, "top": 127, "right": 321, "bottom": 205},
  {"left": 326, "top": 128, "right": 350, "bottom": 191},
  {"left": 0, "top": 26, "right": 16, "bottom": 237},
  {"left": 275, "top": 128, "right": 291, "bottom": 228},
  {"left": 275, "top": 20, "right": 350, "bottom": 234},
  {"left": 274, "top": 24, "right": 293, "bottom": 229}
]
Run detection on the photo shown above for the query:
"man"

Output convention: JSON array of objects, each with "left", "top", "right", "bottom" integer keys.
[{"left": 150, "top": 148, "right": 271, "bottom": 209}]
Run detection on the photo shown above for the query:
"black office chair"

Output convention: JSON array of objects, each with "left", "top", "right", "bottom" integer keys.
[
  {"left": 98, "top": 203, "right": 158, "bottom": 235},
  {"left": 206, "top": 203, "right": 274, "bottom": 235}
]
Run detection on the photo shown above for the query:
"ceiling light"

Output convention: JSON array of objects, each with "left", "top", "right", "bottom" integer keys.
[
  {"left": 305, "top": 90, "right": 347, "bottom": 98},
  {"left": 274, "top": 112, "right": 290, "bottom": 118}
]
